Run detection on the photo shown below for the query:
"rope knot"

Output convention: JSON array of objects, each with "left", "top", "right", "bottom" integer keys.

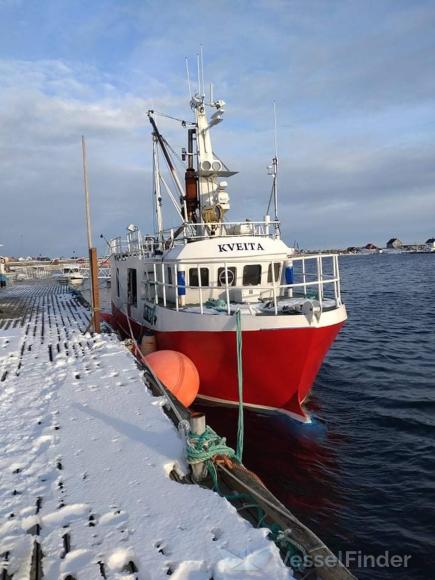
[{"left": 186, "top": 426, "right": 236, "bottom": 466}]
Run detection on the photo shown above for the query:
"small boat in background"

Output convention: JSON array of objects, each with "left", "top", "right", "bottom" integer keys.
[{"left": 55, "top": 266, "right": 85, "bottom": 284}]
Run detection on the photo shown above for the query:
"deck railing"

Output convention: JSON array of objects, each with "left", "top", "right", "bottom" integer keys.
[
  {"left": 162, "top": 220, "right": 281, "bottom": 242},
  {"left": 109, "top": 220, "right": 282, "bottom": 255},
  {"left": 139, "top": 254, "right": 342, "bottom": 317}
]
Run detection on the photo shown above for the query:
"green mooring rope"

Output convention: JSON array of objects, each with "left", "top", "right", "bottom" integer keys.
[
  {"left": 185, "top": 310, "right": 245, "bottom": 487},
  {"left": 186, "top": 426, "right": 236, "bottom": 489},
  {"left": 186, "top": 426, "right": 236, "bottom": 464},
  {"left": 235, "top": 309, "right": 244, "bottom": 462}
]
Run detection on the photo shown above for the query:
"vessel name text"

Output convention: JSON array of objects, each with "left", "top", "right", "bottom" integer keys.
[{"left": 217, "top": 242, "right": 264, "bottom": 252}]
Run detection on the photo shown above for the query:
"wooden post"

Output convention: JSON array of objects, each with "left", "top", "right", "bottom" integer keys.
[
  {"left": 81, "top": 136, "right": 100, "bottom": 333},
  {"left": 189, "top": 412, "right": 207, "bottom": 482},
  {"left": 89, "top": 247, "right": 100, "bottom": 333}
]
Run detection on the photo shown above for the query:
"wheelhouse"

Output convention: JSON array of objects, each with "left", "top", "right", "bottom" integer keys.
[{"left": 112, "top": 233, "right": 342, "bottom": 320}]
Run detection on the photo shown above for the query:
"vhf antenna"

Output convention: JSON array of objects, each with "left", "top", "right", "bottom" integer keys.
[
  {"left": 266, "top": 102, "right": 280, "bottom": 237},
  {"left": 273, "top": 101, "right": 278, "bottom": 161},
  {"left": 185, "top": 57, "right": 192, "bottom": 99},
  {"left": 196, "top": 53, "right": 201, "bottom": 96},
  {"left": 200, "top": 45, "right": 205, "bottom": 97},
  {"left": 272, "top": 101, "right": 280, "bottom": 235},
  {"left": 195, "top": 47, "right": 205, "bottom": 98}
]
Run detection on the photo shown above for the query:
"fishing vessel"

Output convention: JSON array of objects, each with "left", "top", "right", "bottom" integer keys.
[{"left": 110, "top": 83, "right": 347, "bottom": 421}]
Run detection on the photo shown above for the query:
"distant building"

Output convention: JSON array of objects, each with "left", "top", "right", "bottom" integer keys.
[
  {"left": 386, "top": 238, "right": 402, "bottom": 249},
  {"left": 364, "top": 243, "right": 378, "bottom": 250},
  {"left": 425, "top": 238, "right": 435, "bottom": 251}
]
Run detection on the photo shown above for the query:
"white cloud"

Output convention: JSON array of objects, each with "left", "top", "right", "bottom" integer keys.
[{"left": 2, "top": 0, "right": 435, "bottom": 256}]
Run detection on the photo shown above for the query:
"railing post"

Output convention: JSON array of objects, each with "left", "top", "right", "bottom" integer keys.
[
  {"left": 198, "top": 265, "right": 204, "bottom": 314},
  {"left": 161, "top": 263, "right": 167, "bottom": 307},
  {"left": 271, "top": 262, "right": 278, "bottom": 315},
  {"left": 224, "top": 263, "right": 231, "bottom": 315},
  {"left": 153, "top": 262, "right": 158, "bottom": 305},
  {"left": 335, "top": 255, "right": 341, "bottom": 306},
  {"left": 265, "top": 215, "right": 270, "bottom": 237},
  {"left": 317, "top": 255, "right": 323, "bottom": 307},
  {"left": 174, "top": 264, "right": 179, "bottom": 311},
  {"left": 302, "top": 258, "right": 307, "bottom": 297}
]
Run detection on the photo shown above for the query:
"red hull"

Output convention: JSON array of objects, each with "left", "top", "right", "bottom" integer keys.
[{"left": 111, "top": 304, "right": 343, "bottom": 420}]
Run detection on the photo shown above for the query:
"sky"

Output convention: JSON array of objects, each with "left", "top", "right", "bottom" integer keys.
[{"left": 1, "top": 0, "right": 435, "bottom": 256}]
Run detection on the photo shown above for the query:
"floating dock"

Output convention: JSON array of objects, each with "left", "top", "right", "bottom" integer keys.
[{"left": 0, "top": 282, "right": 354, "bottom": 579}]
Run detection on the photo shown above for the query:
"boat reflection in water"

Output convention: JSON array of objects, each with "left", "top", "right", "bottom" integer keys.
[{"left": 193, "top": 397, "right": 345, "bottom": 545}]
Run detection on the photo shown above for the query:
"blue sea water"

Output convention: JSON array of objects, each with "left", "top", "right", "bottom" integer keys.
[{"left": 197, "top": 253, "right": 435, "bottom": 579}]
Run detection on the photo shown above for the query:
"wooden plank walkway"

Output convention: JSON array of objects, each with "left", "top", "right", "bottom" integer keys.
[
  {"left": 0, "top": 283, "right": 93, "bottom": 579},
  {"left": 0, "top": 283, "right": 292, "bottom": 580}
]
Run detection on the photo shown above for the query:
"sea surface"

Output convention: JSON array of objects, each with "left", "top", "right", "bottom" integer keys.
[
  {"left": 90, "top": 254, "right": 434, "bottom": 579},
  {"left": 196, "top": 253, "right": 435, "bottom": 579}
]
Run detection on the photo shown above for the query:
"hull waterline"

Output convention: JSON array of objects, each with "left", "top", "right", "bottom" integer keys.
[{"left": 111, "top": 302, "right": 344, "bottom": 421}]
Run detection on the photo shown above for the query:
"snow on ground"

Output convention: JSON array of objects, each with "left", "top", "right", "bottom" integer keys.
[{"left": 0, "top": 284, "right": 292, "bottom": 579}]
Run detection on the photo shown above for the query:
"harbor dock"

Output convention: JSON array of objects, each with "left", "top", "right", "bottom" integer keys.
[{"left": 0, "top": 282, "right": 354, "bottom": 579}]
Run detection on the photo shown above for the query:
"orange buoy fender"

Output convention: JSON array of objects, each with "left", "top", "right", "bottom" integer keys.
[{"left": 144, "top": 350, "right": 200, "bottom": 407}]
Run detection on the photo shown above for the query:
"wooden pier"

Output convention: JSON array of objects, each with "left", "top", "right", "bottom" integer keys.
[{"left": 0, "top": 282, "right": 355, "bottom": 579}]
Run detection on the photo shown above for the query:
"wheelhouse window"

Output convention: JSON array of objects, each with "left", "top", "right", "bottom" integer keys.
[
  {"left": 127, "top": 268, "right": 137, "bottom": 306},
  {"left": 167, "top": 267, "right": 173, "bottom": 285},
  {"left": 217, "top": 267, "right": 236, "bottom": 287},
  {"left": 189, "top": 268, "right": 209, "bottom": 287},
  {"left": 243, "top": 264, "right": 261, "bottom": 286},
  {"left": 116, "top": 267, "right": 120, "bottom": 297},
  {"left": 267, "top": 263, "right": 281, "bottom": 283}
]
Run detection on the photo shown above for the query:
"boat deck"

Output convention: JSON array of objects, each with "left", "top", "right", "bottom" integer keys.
[
  {"left": 179, "top": 296, "right": 338, "bottom": 316},
  {"left": 0, "top": 282, "right": 290, "bottom": 579}
]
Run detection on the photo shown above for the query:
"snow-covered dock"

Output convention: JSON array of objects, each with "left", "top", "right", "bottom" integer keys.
[{"left": 0, "top": 283, "right": 291, "bottom": 579}]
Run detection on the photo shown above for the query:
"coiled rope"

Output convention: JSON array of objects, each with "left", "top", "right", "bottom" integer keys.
[
  {"left": 186, "top": 426, "right": 236, "bottom": 489},
  {"left": 186, "top": 426, "right": 235, "bottom": 464}
]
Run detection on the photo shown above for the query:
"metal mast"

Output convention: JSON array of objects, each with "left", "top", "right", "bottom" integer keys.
[
  {"left": 152, "top": 135, "right": 164, "bottom": 242},
  {"left": 148, "top": 112, "right": 188, "bottom": 223}
]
